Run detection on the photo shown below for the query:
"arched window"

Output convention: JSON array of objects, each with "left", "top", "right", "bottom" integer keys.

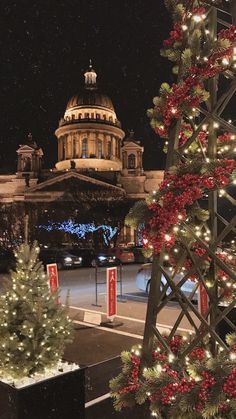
[
  {"left": 82, "top": 138, "right": 87, "bottom": 158},
  {"left": 128, "top": 154, "right": 136, "bottom": 169},
  {"left": 98, "top": 140, "right": 102, "bottom": 159}
]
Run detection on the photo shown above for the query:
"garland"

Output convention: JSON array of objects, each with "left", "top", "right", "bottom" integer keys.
[
  {"left": 142, "top": 158, "right": 236, "bottom": 254},
  {"left": 110, "top": 333, "right": 236, "bottom": 418},
  {"left": 148, "top": 7, "right": 236, "bottom": 140}
]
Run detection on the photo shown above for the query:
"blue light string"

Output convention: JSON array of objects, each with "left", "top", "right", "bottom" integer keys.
[{"left": 38, "top": 220, "right": 118, "bottom": 245}]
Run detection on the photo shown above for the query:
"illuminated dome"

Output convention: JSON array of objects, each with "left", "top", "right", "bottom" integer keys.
[
  {"left": 55, "top": 62, "right": 124, "bottom": 172},
  {"left": 66, "top": 90, "right": 115, "bottom": 112}
]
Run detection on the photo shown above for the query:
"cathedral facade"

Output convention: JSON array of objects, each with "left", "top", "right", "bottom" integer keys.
[{"left": 0, "top": 65, "right": 163, "bottom": 244}]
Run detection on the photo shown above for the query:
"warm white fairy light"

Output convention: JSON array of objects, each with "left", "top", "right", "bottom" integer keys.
[
  {"left": 168, "top": 353, "right": 175, "bottom": 363},
  {"left": 222, "top": 58, "right": 229, "bottom": 66},
  {"left": 219, "top": 189, "right": 225, "bottom": 197},
  {"left": 193, "top": 15, "right": 202, "bottom": 22}
]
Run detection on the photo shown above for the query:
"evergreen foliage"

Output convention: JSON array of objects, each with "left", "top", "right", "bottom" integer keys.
[{"left": 0, "top": 241, "right": 73, "bottom": 379}]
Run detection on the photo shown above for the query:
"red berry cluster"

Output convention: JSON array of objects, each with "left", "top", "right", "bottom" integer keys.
[
  {"left": 219, "top": 402, "right": 228, "bottom": 413},
  {"left": 120, "top": 354, "right": 141, "bottom": 395},
  {"left": 189, "top": 347, "right": 206, "bottom": 361},
  {"left": 130, "top": 354, "right": 140, "bottom": 382},
  {"left": 192, "top": 7, "right": 206, "bottom": 16},
  {"left": 223, "top": 368, "right": 236, "bottom": 397},
  {"left": 161, "top": 382, "right": 179, "bottom": 405},
  {"left": 218, "top": 132, "right": 234, "bottom": 143},
  {"left": 178, "top": 377, "right": 195, "bottom": 394},
  {"left": 170, "top": 335, "right": 183, "bottom": 354},
  {"left": 231, "top": 344, "right": 236, "bottom": 353},
  {"left": 163, "top": 23, "right": 183, "bottom": 47},
  {"left": 160, "top": 376, "right": 196, "bottom": 405},
  {"left": 152, "top": 351, "right": 167, "bottom": 362},
  {"left": 195, "top": 371, "right": 216, "bottom": 411},
  {"left": 219, "top": 26, "right": 236, "bottom": 42}
]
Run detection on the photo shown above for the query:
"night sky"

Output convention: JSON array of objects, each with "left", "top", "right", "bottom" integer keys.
[{"left": 0, "top": 0, "right": 172, "bottom": 173}]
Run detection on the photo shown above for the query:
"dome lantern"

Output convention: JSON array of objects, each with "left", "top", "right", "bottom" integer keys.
[{"left": 84, "top": 60, "right": 97, "bottom": 89}]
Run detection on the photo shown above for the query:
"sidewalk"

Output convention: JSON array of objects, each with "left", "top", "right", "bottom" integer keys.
[{"left": 63, "top": 320, "right": 143, "bottom": 419}]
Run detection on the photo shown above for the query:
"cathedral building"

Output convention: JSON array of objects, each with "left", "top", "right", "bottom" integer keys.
[{"left": 0, "top": 64, "right": 163, "bottom": 244}]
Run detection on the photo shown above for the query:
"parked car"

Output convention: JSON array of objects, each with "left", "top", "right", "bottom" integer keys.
[
  {"left": 0, "top": 248, "right": 16, "bottom": 272},
  {"left": 92, "top": 251, "right": 120, "bottom": 267},
  {"left": 135, "top": 263, "right": 198, "bottom": 300},
  {"left": 39, "top": 248, "right": 82, "bottom": 270},
  {"left": 110, "top": 247, "right": 135, "bottom": 264},
  {"left": 68, "top": 247, "right": 120, "bottom": 267},
  {"left": 129, "top": 246, "right": 151, "bottom": 264}
]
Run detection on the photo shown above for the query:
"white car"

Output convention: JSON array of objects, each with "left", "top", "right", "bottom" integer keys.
[{"left": 135, "top": 263, "right": 198, "bottom": 301}]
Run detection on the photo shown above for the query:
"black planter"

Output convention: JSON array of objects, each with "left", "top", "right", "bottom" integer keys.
[
  {"left": 0, "top": 367, "right": 85, "bottom": 419},
  {"left": 217, "top": 306, "right": 236, "bottom": 342}
]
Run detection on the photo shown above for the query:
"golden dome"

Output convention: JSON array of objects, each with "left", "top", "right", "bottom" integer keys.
[{"left": 66, "top": 90, "right": 115, "bottom": 111}]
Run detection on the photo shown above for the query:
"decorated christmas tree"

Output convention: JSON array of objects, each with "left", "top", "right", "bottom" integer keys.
[
  {"left": 0, "top": 240, "right": 73, "bottom": 380},
  {"left": 111, "top": 0, "right": 236, "bottom": 417}
]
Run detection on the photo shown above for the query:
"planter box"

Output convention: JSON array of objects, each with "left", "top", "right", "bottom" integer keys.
[{"left": 0, "top": 367, "right": 85, "bottom": 419}]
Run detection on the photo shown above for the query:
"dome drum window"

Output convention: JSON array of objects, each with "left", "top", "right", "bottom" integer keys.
[{"left": 81, "top": 138, "right": 88, "bottom": 158}]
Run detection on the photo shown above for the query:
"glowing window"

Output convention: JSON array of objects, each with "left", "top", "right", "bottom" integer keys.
[
  {"left": 82, "top": 138, "right": 87, "bottom": 158},
  {"left": 98, "top": 140, "right": 102, "bottom": 159}
]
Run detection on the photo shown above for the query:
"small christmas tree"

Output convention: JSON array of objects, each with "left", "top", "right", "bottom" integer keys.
[{"left": 0, "top": 241, "right": 73, "bottom": 380}]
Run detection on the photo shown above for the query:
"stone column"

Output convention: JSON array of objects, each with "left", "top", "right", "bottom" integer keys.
[
  {"left": 58, "top": 137, "right": 61, "bottom": 161},
  {"left": 88, "top": 131, "right": 95, "bottom": 156},
  {"left": 75, "top": 132, "right": 80, "bottom": 158}
]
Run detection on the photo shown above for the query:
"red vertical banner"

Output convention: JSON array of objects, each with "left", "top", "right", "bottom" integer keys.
[
  {"left": 46, "top": 264, "right": 59, "bottom": 303},
  {"left": 107, "top": 267, "right": 117, "bottom": 318},
  {"left": 198, "top": 282, "right": 208, "bottom": 318}
]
